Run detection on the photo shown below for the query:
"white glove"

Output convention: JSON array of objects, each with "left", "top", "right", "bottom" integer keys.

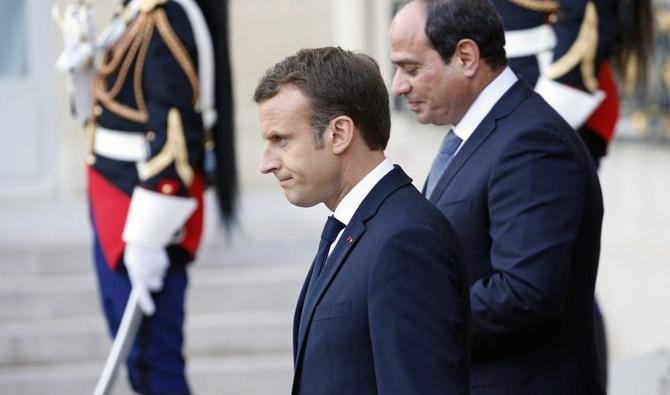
[
  {"left": 53, "top": 2, "right": 97, "bottom": 122},
  {"left": 124, "top": 244, "right": 169, "bottom": 316},
  {"left": 54, "top": 2, "right": 96, "bottom": 72}
]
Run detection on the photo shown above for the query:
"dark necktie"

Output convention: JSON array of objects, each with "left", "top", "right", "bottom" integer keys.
[
  {"left": 299, "top": 215, "right": 345, "bottom": 339},
  {"left": 426, "top": 129, "right": 462, "bottom": 199}
]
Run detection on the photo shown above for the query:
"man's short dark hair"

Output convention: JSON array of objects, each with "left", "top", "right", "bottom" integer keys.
[
  {"left": 418, "top": 0, "right": 507, "bottom": 69},
  {"left": 253, "top": 47, "right": 391, "bottom": 150}
]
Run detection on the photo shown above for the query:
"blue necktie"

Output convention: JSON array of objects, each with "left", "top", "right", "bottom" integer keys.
[
  {"left": 426, "top": 129, "right": 462, "bottom": 199},
  {"left": 299, "top": 215, "right": 345, "bottom": 339},
  {"left": 313, "top": 215, "right": 345, "bottom": 277}
]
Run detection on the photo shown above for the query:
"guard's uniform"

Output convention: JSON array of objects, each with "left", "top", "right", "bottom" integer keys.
[
  {"left": 57, "top": 0, "right": 231, "bottom": 393},
  {"left": 493, "top": 0, "right": 621, "bottom": 167}
]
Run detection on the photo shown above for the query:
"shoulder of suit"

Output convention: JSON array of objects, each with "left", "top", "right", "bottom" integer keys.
[{"left": 380, "top": 188, "right": 443, "bottom": 225}]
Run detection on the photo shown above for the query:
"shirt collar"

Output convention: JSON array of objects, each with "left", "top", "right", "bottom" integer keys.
[
  {"left": 332, "top": 158, "right": 394, "bottom": 226},
  {"left": 452, "top": 66, "right": 518, "bottom": 144}
]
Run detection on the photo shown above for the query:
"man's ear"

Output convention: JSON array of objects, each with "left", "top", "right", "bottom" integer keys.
[
  {"left": 454, "top": 39, "right": 480, "bottom": 78},
  {"left": 329, "top": 115, "right": 355, "bottom": 155}
]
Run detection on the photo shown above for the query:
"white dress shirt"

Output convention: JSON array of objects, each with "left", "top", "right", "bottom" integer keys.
[
  {"left": 452, "top": 66, "right": 518, "bottom": 153},
  {"left": 328, "top": 158, "right": 394, "bottom": 255}
]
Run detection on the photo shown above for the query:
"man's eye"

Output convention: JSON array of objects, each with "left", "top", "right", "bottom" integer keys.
[
  {"left": 405, "top": 67, "right": 418, "bottom": 76},
  {"left": 272, "top": 135, "right": 286, "bottom": 144}
]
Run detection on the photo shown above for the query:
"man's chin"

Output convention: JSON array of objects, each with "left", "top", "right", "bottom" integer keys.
[
  {"left": 413, "top": 111, "right": 448, "bottom": 126},
  {"left": 284, "top": 192, "right": 319, "bottom": 208},
  {"left": 413, "top": 112, "right": 431, "bottom": 124}
]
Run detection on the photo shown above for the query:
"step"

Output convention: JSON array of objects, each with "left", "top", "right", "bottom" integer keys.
[
  {"left": 0, "top": 188, "right": 328, "bottom": 254},
  {"left": 0, "top": 310, "right": 293, "bottom": 366},
  {"left": 0, "top": 234, "right": 318, "bottom": 278},
  {"left": 0, "top": 247, "right": 92, "bottom": 276},
  {"left": 0, "top": 262, "right": 306, "bottom": 365},
  {"left": 0, "top": 354, "right": 293, "bottom": 395},
  {"left": 0, "top": 263, "right": 308, "bottom": 321}
]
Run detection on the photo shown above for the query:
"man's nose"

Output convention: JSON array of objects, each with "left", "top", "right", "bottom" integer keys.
[
  {"left": 391, "top": 69, "right": 410, "bottom": 96},
  {"left": 259, "top": 145, "right": 278, "bottom": 175}
]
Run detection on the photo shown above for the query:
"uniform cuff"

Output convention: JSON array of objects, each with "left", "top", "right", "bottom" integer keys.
[
  {"left": 122, "top": 187, "right": 197, "bottom": 246},
  {"left": 535, "top": 77, "right": 605, "bottom": 129}
]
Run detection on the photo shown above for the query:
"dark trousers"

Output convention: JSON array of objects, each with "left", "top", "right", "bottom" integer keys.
[{"left": 93, "top": 235, "right": 191, "bottom": 395}]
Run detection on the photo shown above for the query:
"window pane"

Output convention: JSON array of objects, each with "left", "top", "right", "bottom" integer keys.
[{"left": 0, "top": 0, "right": 28, "bottom": 77}]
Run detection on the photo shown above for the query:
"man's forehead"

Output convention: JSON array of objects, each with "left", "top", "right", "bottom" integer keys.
[
  {"left": 393, "top": 1, "right": 427, "bottom": 22},
  {"left": 259, "top": 87, "right": 311, "bottom": 132},
  {"left": 389, "top": 3, "right": 429, "bottom": 51},
  {"left": 259, "top": 86, "right": 309, "bottom": 114}
]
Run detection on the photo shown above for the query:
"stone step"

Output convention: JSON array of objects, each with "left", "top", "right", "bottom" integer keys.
[
  {"left": 0, "top": 354, "right": 293, "bottom": 395},
  {"left": 0, "top": 247, "right": 92, "bottom": 276},
  {"left": 0, "top": 263, "right": 307, "bottom": 321},
  {"left": 0, "top": 262, "right": 305, "bottom": 366},
  {"left": 0, "top": 189, "right": 327, "bottom": 258},
  {"left": 0, "top": 189, "right": 323, "bottom": 394},
  {"left": 0, "top": 235, "right": 318, "bottom": 276},
  {"left": 0, "top": 309, "right": 293, "bottom": 366}
]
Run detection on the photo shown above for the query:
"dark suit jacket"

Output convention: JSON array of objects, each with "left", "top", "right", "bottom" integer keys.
[
  {"left": 428, "top": 80, "right": 605, "bottom": 394},
  {"left": 292, "top": 165, "right": 470, "bottom": 395}
]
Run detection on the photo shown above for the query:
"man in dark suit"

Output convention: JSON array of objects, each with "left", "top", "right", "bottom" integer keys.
[
  {"left": 254, "top": 47, "right": 469, "bottom": 394},
  {"left": 492, "top": 0, "right": 653, "bottom": 387},
  {"left": 389, "top": 1, "right": 605, "bottom": 394}
]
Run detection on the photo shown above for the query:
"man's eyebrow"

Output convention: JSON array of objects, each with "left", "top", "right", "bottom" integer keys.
[
  {"left": 264, "top": 129, "right": 287, "bottom": 139},
  {"left": 391, "top": 58, "right": 418, "bottom": 67}
]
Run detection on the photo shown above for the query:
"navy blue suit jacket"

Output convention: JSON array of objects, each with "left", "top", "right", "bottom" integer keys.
[
  {"left": 427, "top": 80, "right": 604, "bottom": 394},
  {"left": 292, "top": 165, "right": 470, "bottom": 395}
]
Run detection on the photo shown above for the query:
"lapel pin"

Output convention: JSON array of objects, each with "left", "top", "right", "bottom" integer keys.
[{"left": 346, "top": 235, "right": 353, "bottom": 243}]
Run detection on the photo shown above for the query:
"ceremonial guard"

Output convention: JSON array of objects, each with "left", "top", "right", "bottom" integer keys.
[
  {"left": 55, "top": 0, "right": 236, "bottom": 393},
  {"left": 492, "top": 0, "right": 652, "bottom": 167}
]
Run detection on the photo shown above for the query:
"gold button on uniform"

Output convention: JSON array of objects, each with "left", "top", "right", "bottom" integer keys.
[{"left": 161, "top": 183, "right": 174, "bottom": 194}]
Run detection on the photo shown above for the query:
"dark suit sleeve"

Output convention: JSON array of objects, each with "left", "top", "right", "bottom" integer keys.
[
  {"left": 368, "top": 223, "right": 468, "bottom": 394},
  {"left": 470, "top": 122, "right": 586, "bottom": 347}
]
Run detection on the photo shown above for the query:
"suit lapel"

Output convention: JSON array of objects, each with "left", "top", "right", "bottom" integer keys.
[
  {"left": 294, "top": 222, "right": 364, "bottom": 361},
  {"left": 428, "top": 79, "right": 533, "bottom": 204},
  {"left": 292, "top": 262, "right": 314, "bottom": 363},
  {"left": 427, "top": 117, "right": 495, "bottom": 204},
  {"left": 293, "top": 165, "right": 413, "bottom": 369}
]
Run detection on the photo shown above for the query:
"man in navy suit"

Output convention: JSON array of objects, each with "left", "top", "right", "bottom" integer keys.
[
  {"left": 254, "top": 47, "right": 469, "bottom": 394},
  {"left": 390, "top": 1, "right": 604, "bottom": 394}
]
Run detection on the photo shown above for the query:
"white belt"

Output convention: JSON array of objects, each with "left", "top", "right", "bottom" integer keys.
[
  {"left": 94, "top": 127, "right": 148, "bottom": 162},
  {"left": 504, "top": 24, "right": 556, "bottom": 58}
]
